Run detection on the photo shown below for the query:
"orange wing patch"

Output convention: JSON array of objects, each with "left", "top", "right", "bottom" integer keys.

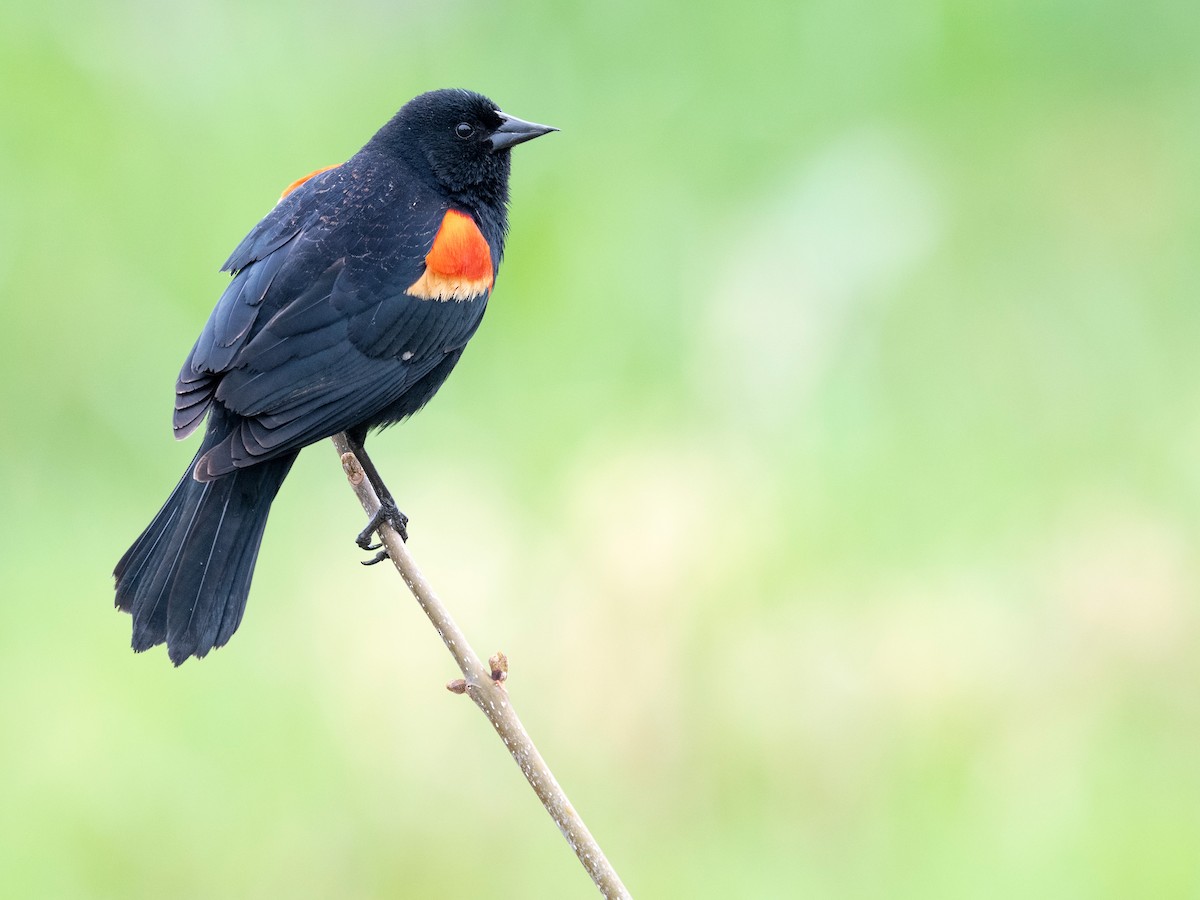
[
  {"left": 406, "top": 210, "right": 494, "bottom": 302},
  {"left": 279, "top": 164, "right": 341, "bottom": 200}
]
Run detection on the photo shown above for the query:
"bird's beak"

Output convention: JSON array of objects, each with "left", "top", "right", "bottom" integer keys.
[{"left": 488, "top": 112, "right": 558, "bottom": 151}]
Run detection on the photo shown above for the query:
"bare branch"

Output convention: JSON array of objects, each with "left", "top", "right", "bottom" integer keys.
[{"left": 332, "top": 434, "right": 632, "bottom": 899}]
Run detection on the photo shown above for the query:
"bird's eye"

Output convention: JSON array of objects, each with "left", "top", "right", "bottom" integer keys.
[{"left": 455, "top": 122, "right": 475, "bottom": 139}]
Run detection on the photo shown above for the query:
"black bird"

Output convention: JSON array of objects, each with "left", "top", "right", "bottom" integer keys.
[{"left": 113, "top": 89, "right": 556, "bottom": 665}]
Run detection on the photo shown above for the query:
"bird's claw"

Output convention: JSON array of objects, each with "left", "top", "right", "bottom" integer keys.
[
  {"left": 355, "top": 498, "right": 409, "bottom": 563},
  {"left": 361, "top": 549, "right": 391, "bottom": 566}
]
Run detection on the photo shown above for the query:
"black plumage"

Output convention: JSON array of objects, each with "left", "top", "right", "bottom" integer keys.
[{"left": 114, "top": 89, "right": 555, "bottom": 664}]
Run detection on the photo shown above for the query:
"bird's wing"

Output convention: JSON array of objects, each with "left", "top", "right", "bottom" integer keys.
[{"left": 174, "top": 163, "right": 492, "bottom": 478}]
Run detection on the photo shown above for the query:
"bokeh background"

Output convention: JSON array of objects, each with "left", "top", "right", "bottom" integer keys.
[{"left": 2, "top": 0, "right": 1198, "bottom": 897}]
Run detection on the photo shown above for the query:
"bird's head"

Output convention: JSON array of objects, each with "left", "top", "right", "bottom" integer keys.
[{"left": 371, "top": 89, "right": 556, "bottom": 203}]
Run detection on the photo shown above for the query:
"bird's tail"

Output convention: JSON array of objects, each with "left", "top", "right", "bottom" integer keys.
[{"left": 113, "top": 451, "right": 297, "bottom": 665}]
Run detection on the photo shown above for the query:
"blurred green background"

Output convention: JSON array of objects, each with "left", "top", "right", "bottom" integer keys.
[{"left": 2, "top": 0, "right": 1198, "bottom": 897}]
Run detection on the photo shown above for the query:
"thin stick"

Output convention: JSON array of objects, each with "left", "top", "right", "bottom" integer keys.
[{"left": 331, "top": 433, "right": 632, "bottom": 900}]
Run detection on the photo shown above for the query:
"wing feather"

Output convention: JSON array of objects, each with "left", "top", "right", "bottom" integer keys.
[{"left": 177, "top": 161, "right": 495, "bottom": 474}]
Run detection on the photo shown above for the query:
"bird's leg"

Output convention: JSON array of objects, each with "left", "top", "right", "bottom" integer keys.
[{"left": 345, "top": 433, "right": 409, "bottom": 565}]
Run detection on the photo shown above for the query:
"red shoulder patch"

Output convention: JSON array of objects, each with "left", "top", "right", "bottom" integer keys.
[
  {"left": 279, "top": 164, "right": 340, "bottom": 200},
  {"left": 406, "top": 209, "right": 495, "bottom": 301}
]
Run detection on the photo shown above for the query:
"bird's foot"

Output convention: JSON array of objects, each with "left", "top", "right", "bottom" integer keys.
[{"left": 356, "top": 498, "right": 409, "bottom": 566}]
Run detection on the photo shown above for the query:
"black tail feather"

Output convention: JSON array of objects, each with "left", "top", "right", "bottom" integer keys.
[{"left": 114, "top": 451, "right": 296, "bottom": 665}]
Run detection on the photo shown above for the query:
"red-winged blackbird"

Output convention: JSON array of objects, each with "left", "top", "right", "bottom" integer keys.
[{"left": 113, "top": 89, "right": 556, "bottom": 665}]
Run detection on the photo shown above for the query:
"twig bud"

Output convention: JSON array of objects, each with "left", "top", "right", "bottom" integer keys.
[{"left": 340, "top": 452, "right": 365, "bottom": 485}]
